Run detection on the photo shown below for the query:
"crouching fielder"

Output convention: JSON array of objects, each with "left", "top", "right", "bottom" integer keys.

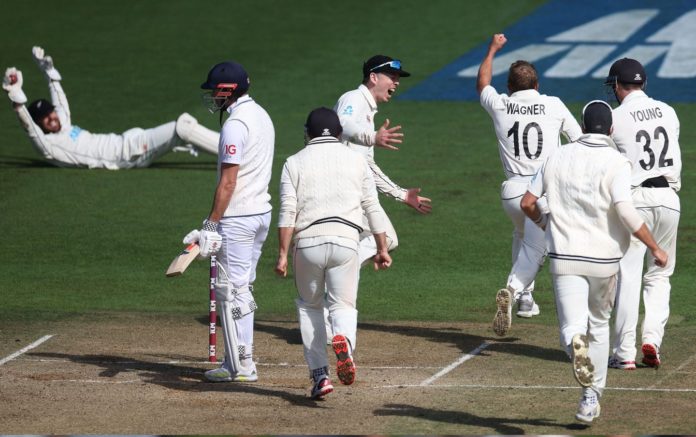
[
  {"left": 521, "top": 101, "right": 667, "bottom": 424},
  {"left": 275, "top": 107, "right": 392, "bottom": 400}
]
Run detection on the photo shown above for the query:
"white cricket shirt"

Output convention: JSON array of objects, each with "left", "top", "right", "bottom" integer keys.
[
  {"left": 480, "top": 85, "right": 582, "bottom": 180},
  {"left": 611, "top": 90, "right": 682, "bottom": 192},
  {"left": 218, "top": 95, "right": 275, "bottom": 217}
]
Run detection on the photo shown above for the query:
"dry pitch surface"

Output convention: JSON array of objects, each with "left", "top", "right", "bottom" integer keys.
[{"left": 1, "top": 313, "right": 695, "bottom": 434}]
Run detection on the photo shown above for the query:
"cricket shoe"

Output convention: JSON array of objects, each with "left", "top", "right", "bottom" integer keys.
[
  {"left": 204, "top": 366, "right": 258, "bottom": 382},
  {"left": 608, "top": 356, "right": 636, "bottom": 370},
  {"left": 571, "top": 334, "right": 594, "bottom": 387},
  {"left": 516, "top": 291, "right": 540, "bottom": 318},
  {"left": 641, "top": 343, "right": 661, "bottom": 368},
  {"left": 493, "top": 288, "right": 512, "bottom": 336},
  {"left": 310, "top": 375, "right": 334, "bottom": 400},
  {"left": 332, "top": 334, "right": 356, "bottom": 385},
  {"left": 575, "top": 388, "right": 601, "bottom": 424}
]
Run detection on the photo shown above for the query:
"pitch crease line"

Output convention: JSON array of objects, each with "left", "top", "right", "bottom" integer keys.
[
  {"left": 376, "top": 383, "right": 696, "bottom": 393},
  {"left": 419, "top": 341, "right": 490, "bottom": 386},
  {"left": 0, "top": 335, "right": 54, "bottom": 366}
]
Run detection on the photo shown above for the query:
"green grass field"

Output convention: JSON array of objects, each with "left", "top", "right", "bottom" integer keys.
[{"left": 0, "top": 1, "right": 695, "bottom": 433}]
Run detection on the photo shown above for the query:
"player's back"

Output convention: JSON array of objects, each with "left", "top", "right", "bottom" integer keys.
[
  {"left": 480, "top": 86, "right": 581, "bottom": 179},
  {"left": 611, "top": 90, "right": 681, "bottom": 191}
]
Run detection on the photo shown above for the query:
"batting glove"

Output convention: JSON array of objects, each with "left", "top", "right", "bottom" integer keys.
[
  {"left": 32, "top": 46, "right": 62, "bottom": 81},
  {"left": 198, "top": 220, "right": 222, "bottom": 258},
  {"left": 2, "top": 67, "right": 27, "bottom": 104},
  {"left": 182, "top": 229, "right": 200, "bottom": 245}
]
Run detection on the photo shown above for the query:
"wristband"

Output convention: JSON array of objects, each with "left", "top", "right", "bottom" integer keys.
[{"left": 203, "top": 220, "right": 219, "bottom": 232}]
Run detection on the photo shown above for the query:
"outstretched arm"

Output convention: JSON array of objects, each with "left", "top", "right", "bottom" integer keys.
[
  {"left": 32, "top": 46, "right": 71, "bottom": 122},
  {"left": 477, "top": 33, "right": 507, "bottom": 95}
]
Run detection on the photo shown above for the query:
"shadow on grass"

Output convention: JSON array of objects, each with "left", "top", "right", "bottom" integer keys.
[
  {"left": 148, "top": 161, "right": 216, "bottom": 170},
  {"left": 358, "top": 321, "right": 568, "bottom": 364},
  {"left": 0, "top": 155, "right": 56, "bottom": 168},
  {"left": 373, "top": 403, "right": 576, "bottom": 434},
  {"left": 29, "top": 351, "right": 323, "bottom": 407}
]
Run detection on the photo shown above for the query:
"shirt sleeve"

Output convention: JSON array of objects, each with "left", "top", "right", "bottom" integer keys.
[
  {"left": 479, "top": 85, "right": 500, "bottom": 115},
  {"left": 361, "top": 159, "right": 387, "bottom": 234},
  {"left": 610, "top": 161, "right": 632, "bottom": 204},
  {"left": 219, "top": 119, "right": 248, "bottom": 164},
  {"left": 15, "top": 105, "right": 53, "bottom": 159},
  {"left": 277, "top": 161, "right": 297, "bottom": 228},
  {"left": 527, "top": 162, "right": 546, "bottom": 197},
  {"left": 364, "top": 150, "right": 408, "bottom": 201},
  {"left": 558, "top": 101, "right": 582, "bottom": 142},
  {"left": 49, "top": 81, "right": 71, "bottom": 126},
  {"left": 335, "top": 96, "right": 376, "bottom": 147}
]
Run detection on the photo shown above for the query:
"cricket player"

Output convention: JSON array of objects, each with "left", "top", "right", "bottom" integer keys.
[
  {"left": 521, "top": 100, "right": 667, "bottom": 424},
  {"left": 604, "top": 58, "right": 682, "bottom": 370},
  {"left": 183, "top": 60, "right": 274, "bottom": 383},
  {"left": 2, "top": 47, "right": 218, "bottom": 170},
  {"left": 275, "top": 107, "right": 392, "bottom": 399},
  {"left": 476, "top": 33, "right": 582, "bottom": 336},
  {"left": 334, "top": 54, "right": 432, "bottom": 263}
]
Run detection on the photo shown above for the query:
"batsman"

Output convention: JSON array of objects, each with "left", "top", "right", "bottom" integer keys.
[{"left": 183, "top": 61, "right": 275, "bottom": 382}]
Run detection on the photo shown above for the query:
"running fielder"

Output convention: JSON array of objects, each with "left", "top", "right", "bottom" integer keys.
[
  {"left": 477, "top": 34, "right": 582, "bottom": 336},
  {"left": 605, "top": 58, "right": 682, "bottom": 370},
  {"left": 2, "top": 47, "right": 218, "bottom": 169}
]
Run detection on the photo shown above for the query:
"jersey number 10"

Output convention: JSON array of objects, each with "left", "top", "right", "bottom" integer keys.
[{"left": 508, "top": 121, "right": 543, "bottom": 160}]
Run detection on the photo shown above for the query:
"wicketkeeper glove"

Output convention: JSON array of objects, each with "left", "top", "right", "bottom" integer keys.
[
  {"left": 2, "top": 67, "right": 27, "bottom": 104},
  {"left": 32, "top": 46, "right": 62, "bottom": 81}
]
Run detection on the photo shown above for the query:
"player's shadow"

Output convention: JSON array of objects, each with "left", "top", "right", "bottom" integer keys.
[
  {"left": 358, "top": 322, "right": 568, "bottom": 364},
  {"left": 373, "top": 403, "right": 565, "bottom": 434},
  {"left": 148, "top": 161, "right": 217, "bottom": 170},
  {"left": 28, "top": 351, "right": 322, "bottom": 407},
  {"left": 0, "top": 155, "right": 56, "bottom": 168}
]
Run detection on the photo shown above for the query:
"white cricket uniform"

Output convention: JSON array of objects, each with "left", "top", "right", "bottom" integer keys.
[
  {"left": 334, "top": 84, "right": 400, "bottom": 262},
  {"left": 214, "top": 95, "right": 274, "bottom": 373},
  {"left": 14, "top": 80, "right": 218, "bottom": 169},
  {"left": 610, "top": 90, "right": 681, "bottom": 362},
  {"left": 278, "top": 136, "right": 386, "bottom": 374},
  {"left": 480, "top": 85, "right": 582, "bottom": 294},
  {"left": 528, "top": 133, "right": 633, "bottom": 397}
]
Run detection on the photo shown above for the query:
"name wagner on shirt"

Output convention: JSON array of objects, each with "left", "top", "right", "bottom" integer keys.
[{"left": 506, "top": 103, "right": 546, "bottom": 115}]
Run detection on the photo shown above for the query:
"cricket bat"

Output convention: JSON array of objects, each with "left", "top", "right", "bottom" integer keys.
[{"left": 165, "top": 243, "right": 200, "bottom": 277}]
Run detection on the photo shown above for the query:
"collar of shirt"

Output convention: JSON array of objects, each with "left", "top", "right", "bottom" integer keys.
[
  {"left": 578, "top": 133, "right": 618, "bottom": 150},
  {"left": 620, "top": 89, "right": 648, "bottom": 106},
  {"left": 226, "top": 95, "right": 253, "bottom": 114},
  {"left": 358, "top": 84, "right": 378, "bottom": 111},
  {"left": 509, "top": 88, "right": 540, "bottom": 101},
  {"left": 307, "top": 136, "right": 340, "bottom": 146}
]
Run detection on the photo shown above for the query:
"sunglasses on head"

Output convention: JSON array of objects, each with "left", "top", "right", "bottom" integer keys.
[{"left": 369, "top": 60, "right": 401, "bottom": 72}]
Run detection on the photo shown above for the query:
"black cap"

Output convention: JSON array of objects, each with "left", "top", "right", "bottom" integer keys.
[
  {"left": 363, "top": 55, "right": 411, "bottom": 78},
  {"left": 582, "top": 100, "right": 613, "bottom": 135},
  {"left": 305, "top": 107, "right": 342, "bottom": 139},
  {"left": 27, "top": 99, "right": 55, "bottom": 124},
  {"left": 201, "top": 61, "right": 250, "bottom": 96},
  {"left": 604, "top": 58, "right": 646, "bottom": 85}
]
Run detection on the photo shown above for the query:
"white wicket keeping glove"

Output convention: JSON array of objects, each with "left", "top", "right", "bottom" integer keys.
[
  {"left": 2, "top": 67, "right": 27, "bottom": 104},
  {"left": 32, "top": 46, "right": 62, "bottom": 81}
]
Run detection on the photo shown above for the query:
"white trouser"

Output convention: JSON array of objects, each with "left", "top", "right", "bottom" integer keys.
[
  {"left": 553, "top": 274, "right": 616, "bottom": 397},
  {"left": 358, "top": 211, "right": 398, "bottom": 265},
  {"left": 295, "top": 239, "right": 359, "bottom": 372},
  {"left": 501, "top": 179, "right": 547, "bottom": 295},
  {"left": 123, "top": 122, "right": 182, "bottom": 168},
  {"left": 612, "top": 188, "right": 680, "bottom": 360},
  {"left": 215, "top": 212, "right": 271, "bottom": 372}
]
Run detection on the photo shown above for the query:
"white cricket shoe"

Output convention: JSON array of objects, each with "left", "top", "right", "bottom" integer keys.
[
  {"left": 204, "top": 365, "right": 258, "bottom": 382},
  {"left": 310, "top": 375, "right": 334, "bottom": 400},
  {"left": 608, "top": 356, "right": 636, "bottom": 370},
  {"left": 571, "top": 334, "right": 594, "bottom": 387},
  {"left": 575, "top": 388, "right": 601, "bottom": 424},
  {"left": 516, "top": 291, "right": 540, "bottom": 318},
  {"left": 493, "top": 288, "right": 512, "bottom": 336}
]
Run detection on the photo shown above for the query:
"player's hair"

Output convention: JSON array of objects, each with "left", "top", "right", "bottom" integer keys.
[{"left": 507, "top": 60, "right": 538, "bottom": 93}]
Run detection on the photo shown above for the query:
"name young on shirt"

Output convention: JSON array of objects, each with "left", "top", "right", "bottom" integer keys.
[
  {"left": 630, "top": 107, "right": 663, "bottom": 123},
  {"left": 506, "top": 103, "right": 546, "bottom": 115}
]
